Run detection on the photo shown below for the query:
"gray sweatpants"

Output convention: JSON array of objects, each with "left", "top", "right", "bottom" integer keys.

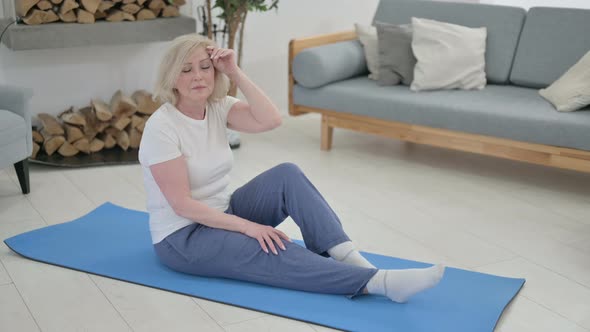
[{"left": 154, "top": 163, "right": 377, "bottom": 296}]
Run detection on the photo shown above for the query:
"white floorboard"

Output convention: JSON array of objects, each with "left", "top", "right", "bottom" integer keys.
[{"left": 1, "top": 113, "right": 589, "bottom": 331}]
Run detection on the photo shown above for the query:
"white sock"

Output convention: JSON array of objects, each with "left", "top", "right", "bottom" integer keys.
[
  {"left": 366, "top": 264, "right": 445, "bottom": 303},
  {"left": 327, "top": 241, "right": 376, "bottom": 269}
]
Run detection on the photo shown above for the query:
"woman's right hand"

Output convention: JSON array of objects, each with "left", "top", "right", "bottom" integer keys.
[{"left": 242, "top": 222, "right": 291, "bottom": 255}]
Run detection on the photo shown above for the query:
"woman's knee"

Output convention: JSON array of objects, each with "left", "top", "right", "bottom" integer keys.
[{"left": 272, "top": 162, "right": 302, "bottom": 177}]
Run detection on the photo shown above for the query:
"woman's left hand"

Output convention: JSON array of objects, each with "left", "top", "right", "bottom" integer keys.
[{"left": 206, "top": 46, "right": 239, "bottom": 77}]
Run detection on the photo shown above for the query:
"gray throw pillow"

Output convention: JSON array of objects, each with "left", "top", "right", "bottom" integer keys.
[{"left": 376, "top": 22, "right": 416, "bottom": 86}]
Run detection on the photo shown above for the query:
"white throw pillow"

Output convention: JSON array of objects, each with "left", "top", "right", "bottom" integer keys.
[
  {"left": 354, "top": 23, "right": 379, "bottom": 81},
  {"left": 539, "top": 50, "right": 590, "bottom": 112},
  {"left": 410, "top": 17, "right": 487, "bottom": 92}
]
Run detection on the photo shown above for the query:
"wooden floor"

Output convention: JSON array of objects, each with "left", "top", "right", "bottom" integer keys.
[{"left": 1, "top": 113, "right": 589, "bottom": 332}]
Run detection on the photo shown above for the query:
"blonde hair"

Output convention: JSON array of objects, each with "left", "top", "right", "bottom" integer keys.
[{"left": 153, "top": 33, "right": 230, "bottom": 105}]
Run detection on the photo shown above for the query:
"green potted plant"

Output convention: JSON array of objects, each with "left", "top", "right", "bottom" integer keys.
[{"left": 203, "top": 0, "right": 279, "bottom": 96}]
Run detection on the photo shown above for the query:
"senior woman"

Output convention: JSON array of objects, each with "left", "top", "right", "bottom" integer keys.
[{"left": 138, "top": 34, "right": 444, "bottom": 303}]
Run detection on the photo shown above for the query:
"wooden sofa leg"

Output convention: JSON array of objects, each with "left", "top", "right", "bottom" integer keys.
[
  {"left": 14, "top": 159, "right": 30, "bottom": 194},
  {"left": 321, "top": 115, "right": 333, "bottom": 151}
]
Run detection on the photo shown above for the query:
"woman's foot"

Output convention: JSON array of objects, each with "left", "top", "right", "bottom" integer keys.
[{"left": 366, "top": 264, "right": 445, "bottom": 303}]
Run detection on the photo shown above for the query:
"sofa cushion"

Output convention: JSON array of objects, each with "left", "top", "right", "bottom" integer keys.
[
  {"left": 0, "top": 110, "right": 27, "bottom": 145},
  {"left": 410, "top": 17, "right": 487, "bottom": 91},
  {"left": 510, "top": 7, "right": 590, "bottom": 89},
  {"left": 539, "top": 50, "right": 590, "bottom": 112},
  {"left": 293, "top": 78, "right": 590, "bottom": 151},
  {"left": 354, "top": 24, "right": 379, "bottom": 81},
  {"left": 0, "top": 110, "right": 29, "bottom": 168},
  {"left": 292, "top": 40, "right": 368, "bottom": 89},
  {"left": 375, "top": 22, "right": 415, "bottom": 86},
  {"left": 0, "top": 139, "right": 28, "bottom": 169},
  {"left": 0, "top": 84, "right": 33, "bottom": 158},
  {"left": 372, "top": 0, "right": 525, "bottom": 84}
]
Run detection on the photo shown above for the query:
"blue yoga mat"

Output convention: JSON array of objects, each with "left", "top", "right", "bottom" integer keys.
[{"left": 5, "top": 202, "right": 524, "bottom": 332}]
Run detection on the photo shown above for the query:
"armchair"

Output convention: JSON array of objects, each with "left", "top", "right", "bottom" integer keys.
[{"left": 0, "top": 84, "right": 33, "bottom": 194}]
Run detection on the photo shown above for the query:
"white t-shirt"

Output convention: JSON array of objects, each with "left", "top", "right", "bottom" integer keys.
[{"left": 138, "top": 96, "right": 239, "bottom": 244}]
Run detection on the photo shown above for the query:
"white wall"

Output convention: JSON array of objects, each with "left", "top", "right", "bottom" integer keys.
[
  {"left": 479, "top": 0, "right": 590, "bottom": 9},
  {"left": 0, "top": 0, "right": 379, "bottom": 119},
  {"left": 7, "top": 0, "right": 588, "bottom": 120}
]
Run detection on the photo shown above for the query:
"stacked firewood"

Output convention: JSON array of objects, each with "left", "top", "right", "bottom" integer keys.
[
  {"left": 31, "top": 90, "right": 161, "bottom": 158},
  {"left": 16, "top": 0, "right": 185, "bottom": 25}
]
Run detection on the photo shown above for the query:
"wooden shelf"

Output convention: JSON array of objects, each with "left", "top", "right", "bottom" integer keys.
[{"left": 0, "top": 16, "right": 196, "bottom": 51}]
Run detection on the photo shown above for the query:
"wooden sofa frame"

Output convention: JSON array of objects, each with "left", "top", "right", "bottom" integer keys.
[{"left": 288, "top": 31, "right": 590, "bottom": 173}]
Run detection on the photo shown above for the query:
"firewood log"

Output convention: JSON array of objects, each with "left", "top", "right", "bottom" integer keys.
[
  {"left": 121, "top": 3, "right": 140, "bottom": 14},
  {"left": 105, "top": 127, "right": 119, "bottom": 137},
  {"left": 32, "top": 130, "right": 44, "bottom": 143},
  {"left": 32, "top": 142, "right": 40, "bottom": 159},
  {"left": 111, "top": 116, "right": 131, "bottom": 131},
  {"left": 136, "top": 8, "right": 155, "bottom": 20},
  {"left": 59, "top": 10, "right": 77, "bottom": 22},
  {"left": 162, "top": 6, "right": 179, "bottom": 17},
  {"left": 128, "top": 128, "right": 141, "bottom": 149},
  {"left": 16, "top": 0, "right": 41, "bottom": 17},
  {"left": 73, "top": 138, "right": 90, "bottom": 154},
  {"left": 148, "top": 0, "right": 164, "bottom": 10},
  {"left": 38, "top": 113, "right": 64, "bottom": 135},
  {"left": 98, "top": 1, "right": 114, "bottom": 12},
  {"left": 116, "top": 130, "right": 130, "bottom": 151},
  {"left": 43, "top": 10, "right": 59, "bottom": 23},
  {"left": 23, "top": 10, "right": 46, "bottom": 25},
  {"left": 96, "top": 121, "right": 110, "bottom": 133},
  {"left": 132, "top": 90, "right": 160, "bottom": 115},
  {"left": 130, "top": 114, "right": 143, "bottom": 129},
  {"left": 95, "top": 10, "right": 106, "bottom": 19},
  {"left": 77, "top": 8, "right": 95, "bottom": 23},
  {"left": 106, "top": 9, "right": 135, "bottom": 22},
  {"left": 44, "top": 136, "right": 66, "bottom": 156},
  {"left": 171, "top": 0, "right": 185, "bottom": 5},
  {"left": 101, "top": 133, "right": 116, "bottom": 149},
  {"left": 91, "top": 99, "right": 113, "bottom": 121},
  {"left": 79, "top": 106, "right": 100, "bottom": 140},
  {"left": 58, "top": 141, "right": 79, "bottom": 157},
  {"left": 149, "top": 8, "right": 161, "bottom": 17},
  {"left": 136, "top": 120, "right": 146, "bottom": 133},
  {"left": 122, "top": 0, "right": 135, "bottom": 3},
  {"left": 37, "top": 0, "right": 52, "bottom": 10},
  {"left": 110, "top": 90, "right": 138, "bottom": 118},
  {"left": 81, "top": 0, "right": 100, "bottom": 13},
  {"left": 59, "top": 0, "right": 79, "bottom": 14},
  {"left": 58, "top": 107, "right": 86, "bottom": 126},
  {"left": 123, "top": 11, "right": 135, "bottom": 20},
  {"left": 89, "top": 138, "right": 104, "bottom": 152},
  {"left": 65, "top": 124, "right": 84, "bottom": 143},
  {"left": 136, "top": 0, "right": 146, "bottom": 5},
  {"left": 106, "top": 9, "right": 124, "bottom": 21},
  {"left": 39, "top": 128, "right": 54, "bottom": 141}
]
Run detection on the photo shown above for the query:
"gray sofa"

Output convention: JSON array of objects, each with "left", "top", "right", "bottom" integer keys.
[
  {"left": 289, "top": 0, "right": 590, "bottom": 173},
  {"left": 0, "top": 84, "right": 33, "bottom": 194}
]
